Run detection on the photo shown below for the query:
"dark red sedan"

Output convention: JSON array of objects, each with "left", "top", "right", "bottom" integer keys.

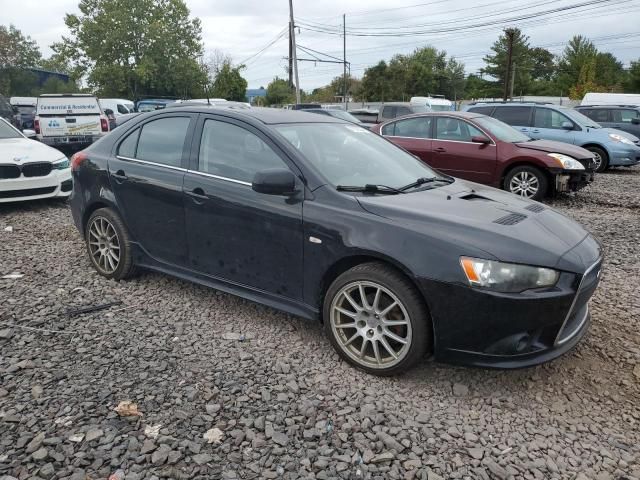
[{"left": 372, "top": 112, "right": 596, "bottom": 200}]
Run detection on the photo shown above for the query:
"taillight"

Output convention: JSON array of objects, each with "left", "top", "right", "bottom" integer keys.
[
  {"left": 34, "top": 118, "right": 40, "bottom": 134},
  {"left": 70, "top": 151, "right": 88, "bottom": 171},
  {"left": 100, "top": 117, "right": 109, "bottom": 132}
]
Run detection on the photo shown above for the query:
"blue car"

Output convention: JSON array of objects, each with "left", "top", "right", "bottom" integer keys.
[{"left": 466, "top": 102, "right": 640, "bottom": 172}]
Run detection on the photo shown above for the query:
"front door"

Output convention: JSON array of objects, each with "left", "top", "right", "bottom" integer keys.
[
  {"left": 109, "top": 115, "right": 194, "bottom": 266},
  {"left": 610, "top": 108, "right": 640, "bottom": 137},
  {"left": 183, "top": 115, "right": 304, "bottom": 300},
  {"left": 531, "top": 107, "right": 577, "bottom": 144},
  {"left": 430, "top": 116, "right": 497, "bottom": 184},
  {"left": 381, "top": 116, "right": 433, "bottom": 164}
]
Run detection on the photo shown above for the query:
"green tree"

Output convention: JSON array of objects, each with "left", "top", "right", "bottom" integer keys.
[
  {"left": 594, "top": 52, "right": 624, "bottom": 90},
  {"left": 361, "top": 61, "right": 391, "bottom": 101},
  {"left": 210, "top": 60, "right": 247, "bottom": 101},
  {"left": 569, "top": 57, "right": 605, "bottom": 100},
  {"left": 556, "top": 35, "right": 598, "bottom": 93},
  {"left": 0, "top": 24, "right": 42, "bottom": 94},
  {"left": 483, "top": 28, "right": 533, "bottom": 98},
  {"left": 265, "top": 77, "right": 293, "bottom": 106},
  {"left": 53, "top": 0, "right": 207, "bottom": 99},
  {"left": 623, "top": 59, "right": 640, "bottom": 92},
  {"left": 464, "top": 74, "right": 490, "bottom": 99}
]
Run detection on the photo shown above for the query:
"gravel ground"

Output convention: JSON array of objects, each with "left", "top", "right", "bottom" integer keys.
[{"left": 1, "top": 168, "right": 639, "bottom": 480}]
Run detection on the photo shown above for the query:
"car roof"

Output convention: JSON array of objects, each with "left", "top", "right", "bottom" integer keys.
[
  {"left": 384, "top": 111, "right": 484, "bottom": 121},
  {"left": 576, "top": 104, "right": 639, "bottom": 109},
  {"left": 149, "top": 106, "right": 344, "bottom": 125}
]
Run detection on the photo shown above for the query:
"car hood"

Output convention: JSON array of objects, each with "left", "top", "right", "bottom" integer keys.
[
  {"left": 0, "top": 138, "right": 65, "bottom": 163},
  {"left": 513, "top": 139, "right": 593, "bottom": 158},
  {"left": 602, "top": 127, "right": 640, "bottom": 142},
  {"left": 356, "top": 180, "right": 600, "bottom": 273}
]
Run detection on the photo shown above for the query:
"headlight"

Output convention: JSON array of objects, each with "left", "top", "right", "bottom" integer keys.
[
  {"left": 609, "top": 133, "right": 635, "bottom": 145},
  {"left": 460, "top": 257, "right": 559, "bottom": 293},
  {"left": 52, "top": 158, "right": 70, "bottom": 170},
  {"left": 547, "top": 153, "right": 584, "bottom": 170}
]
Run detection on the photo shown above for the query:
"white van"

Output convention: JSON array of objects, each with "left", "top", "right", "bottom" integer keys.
[
  {"left": 581, "top": 92, "right": 640, "bottom": 106},
  {"left": 410, "top": 95, "right": 453, "bottom": 111},
  {"left": 99, "top": 98, "right": 135, "bottom": 116},
  {"left": 35, "top": 94, "right": 109, "bottom": 148}
]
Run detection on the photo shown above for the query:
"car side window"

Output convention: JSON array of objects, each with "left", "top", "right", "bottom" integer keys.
[
  {"left": 533, "top": 108, "right": 573, "bottom": 130},
  {"left": 394, "top": 117, "right": 432, "bottom": 138},
  {"left": 613, "top": 109, "right": 640, "bottom": 123},
  {"left": 382, "top": 106, "right": 396, "bottom": 119},
  {"left": 136, "top": 117, "right": 190, "bottom": 167},
  {"left": 467, "top": 106, "right": 494, "bottom": 115},
  {"left": 117, "top": 104, "right": 129, "bottom": 114},
  {"left": 396, "top": 106, "right": 411, "bottom": 117},
  {"left": 435, "top": 117, "right": 484, "bottom": 142},
  {"left": 583, "top": 108, "right": 608, "bottom": 123},
  {"left": 381, "top": 122, "right": 396, "bottom": 136},
  {"left": 198, "top": 119, "right": 288, "bottom": 183},
  {"left": 492, "top": 106, "right": 532, "bottom": 126},
  {"left": 118, "top": 128, "right": 140, "bottom": 158}
]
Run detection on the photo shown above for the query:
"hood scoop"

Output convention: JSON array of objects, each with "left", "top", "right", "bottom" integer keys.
[
  {"left": 460, "top": 193, "right": 495, "bottom": 202},
  {"left": 494, "top": 212, "right": 527, "bottom": 226},
  {"left": 525, "top": 203, "right": 545, "bottom": 213}
]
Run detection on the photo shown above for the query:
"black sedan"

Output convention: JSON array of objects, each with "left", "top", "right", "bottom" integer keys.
[{"left": 69, "top": 107, "right": 602, "bottom": 375}]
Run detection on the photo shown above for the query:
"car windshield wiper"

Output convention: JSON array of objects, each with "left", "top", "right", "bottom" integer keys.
[
  {"left": 336, "top": 184, "right": 405, "bottom": 194},
  {"left": 398, "top": 176, "right": 454, "bottom": 191}
]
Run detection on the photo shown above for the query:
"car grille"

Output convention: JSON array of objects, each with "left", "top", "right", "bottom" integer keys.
[
  {"left": 0, "top": 165, "right": 21, "bottom": 179},
  {"left": 0, "top": 186, "right": 57, "bottom": 199},
  {"left": 0, "top": 163, "right": 53, "bottom": 178},
  {"left": 493, "top": 213, "right": 527, "bottom": 225},
  {"left": 555, "top": 260, "right": 601, "bottom": 345}
]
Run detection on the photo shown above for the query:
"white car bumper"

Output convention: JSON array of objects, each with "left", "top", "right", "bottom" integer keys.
[{"left": 0, "top": 168, "right": 72, "bottom": 203}]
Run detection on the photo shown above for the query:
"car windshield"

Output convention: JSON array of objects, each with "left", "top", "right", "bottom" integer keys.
[
  {"left": 411, "top": 105, "right": 429, "bottom": 113},
  {"left": 563, "top": 108, "right": 601, "bottom": 128},
  {"left": 17, "top": 106, "right": 36, "bottom": 114},
  {"left": 474, "top": 115, "right": 531, "bottom": 143},
  {"left": 0, "top": 120, "right": 23, "bottom": 139},
  {"left": 327, "top": 110, "right": 361, "bottom": 123},
  {"left": 274, "top": 123, "right": 442, "bottom": 189}
]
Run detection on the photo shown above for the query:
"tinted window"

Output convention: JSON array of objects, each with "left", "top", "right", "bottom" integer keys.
[
  {"left": 581, "top": 108, "right": 608, "bottom": 123},
  {"left": 394, "top": 117, "right": 432, "bottom": 138},
  {"left": 136, "top": 117, "right": 190, "bottom": 167},
  {"left": 396, "top": 106, "right": 411, "bottom": 117},
  {"left": 117, "top": 104, "right": 129, "bottom": 114},
  {"left": 381, "top": 123, "right": 395, "bottom": 136},
  {"left": 492, "top": 106, "right": 532, "bottom": 126},
  {"left": 533, "top": 108, "right": 573, "bottom": 130},
  {"left": 435, "top": 117, "right": 484, "bottom": 142},
  {"left": 381, "top": 106, "right": 396, "bottom": 119},
  {"left": 199, "top": 119, "right": 287, "bottom": 183},
  {"left": 467, "top": 106, "right": 494, "bottom": 115},
  {"left": 118, "top": 128, "right": 139, "bottom": 157},
  {"left": 612, "top": 109, "right": 640, "bottom": 123}
]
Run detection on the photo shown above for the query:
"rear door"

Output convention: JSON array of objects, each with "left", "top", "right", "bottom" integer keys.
[
  {"left": 430, "top": 116, "right": 497, "bottom": 184},
  {"left": 491, "top": 106, "right": 533, "bottom": 136},
  {"left": 531, "top": 107, "right": 577, "bottom": 144},
  {"left": 109, "top": 114, "right": 195, "bottom": 266},
  {"left": 381, "top": 116, "right": 433, "bottom": 163},
  {"left": 610, "top": 109, "right": 640, "bottom": 137}
]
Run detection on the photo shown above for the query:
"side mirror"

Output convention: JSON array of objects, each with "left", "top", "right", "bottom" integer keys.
[
  {"left": 471, "top": 135, "right": 491, "bottom": 144},
  {"left": 23, "top": 129, "right": 36, "bottom": 138},
  {"left": 561, "top": 121, "right": 574, "bottom": 130},
  {"left": 631, "top": 118, "right": 640, "bottom": 125},
  {"left": 252, "top": 168, "right": 297, "bottom": 196}
]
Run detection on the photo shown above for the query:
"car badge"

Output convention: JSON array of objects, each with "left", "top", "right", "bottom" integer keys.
[{"left": 13, "top": 156, "right": 27, "bottom": 163}]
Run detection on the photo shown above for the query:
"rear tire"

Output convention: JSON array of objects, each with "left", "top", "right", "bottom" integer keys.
[
  {"left": 323, "top": 262, "right": 432, "bottom": 376},
  {"left": 85, "top": 208, "right": 137, "bottom": 280},
  {"left": 586, "top": 146, "right": 608, "bottom": 172},
  {"left": 504, "top": 165, "right": 549, "bottom": 200}
]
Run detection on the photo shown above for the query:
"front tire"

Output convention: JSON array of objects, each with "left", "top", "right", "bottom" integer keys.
[
  {"left": 585, "top": 146, "right": 609, "bottom": 173},
  {"left": 323, "top": 263, "right": 432, "bottom": 376},
  {"left": 85, "top": 208, "right": 137, "bottom": 280},
  {"left": 504, "top": 165, "right": 548, "bottom": 200}
]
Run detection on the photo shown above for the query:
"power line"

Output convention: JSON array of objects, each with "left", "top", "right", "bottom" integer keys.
[{"left": 238, "top": 27, "right": 288, "bottom": 66}]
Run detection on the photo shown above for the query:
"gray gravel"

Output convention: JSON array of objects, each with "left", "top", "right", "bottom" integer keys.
[{"left": 1, "top": 167, "right": 639, "bottom": 480}]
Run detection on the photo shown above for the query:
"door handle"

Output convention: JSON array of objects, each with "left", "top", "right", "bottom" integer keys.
[
  {"left": 434, "top": 147, "right": 447, "bottom": 153},
  {"left": 112, "top": 170, "right": 127, "bottom": 182},
  {"left": 186, "top": 187, "right": 208, "bottom": 201},
  {"left": 530, "top": 129, "right": 540, "bottom": 133}
]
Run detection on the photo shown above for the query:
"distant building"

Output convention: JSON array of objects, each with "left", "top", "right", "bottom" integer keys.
[
  {"left": 246, "top": 87, "right": 267, "bottom": 104},
  {"left": 27, "top": 68, "right": 70, "bottom": 87}
]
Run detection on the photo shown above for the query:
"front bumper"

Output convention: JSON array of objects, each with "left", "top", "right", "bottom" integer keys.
[
  {"left": 608, "top": 144, "right": 640, "bottom": 166},
  {"left": 421, "top": 258, "right": 602, "bottom": 369},
  {"left": 0, "top": 168, "right": 72, "bottom": 203},
  {"left": 555, "top": 169, "right": 594, "bottom": 193}
]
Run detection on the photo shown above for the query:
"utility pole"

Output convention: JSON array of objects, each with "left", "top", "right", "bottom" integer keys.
[
  {"left": 343, "top": 13, "right": 347, "bottom": 109},
  {"left": 288, "top": 21, "right": 293, "bottom": 89},
  {"left": 503, "top": 28, "right": 515, "bottom": 102},
  {"left": 289, "top": 0, "right": 301, "bottom": 104},
  {"left": 510, "top": 61, "right": 516, "bottom": 100}
]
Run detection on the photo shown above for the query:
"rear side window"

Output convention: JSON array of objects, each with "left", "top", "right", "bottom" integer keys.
[
  {"left": 492, "top": 106, "right": 532, "bottom": 126},
  {"left": 136, "top": 117, "right": 190, "bottom": 167},
  {"left": 117, "top": 104, "right": 129, "bottom": 114},
  {"left": 394, "top": 117, "right": 432, "bottom": 138},
  {"left": 612, "top": 109, "right": 640, "bottom": 123},
  {"left": 381, "top": 123, "right": 396, "bottom": 136},
  {"left": 396, "top": 106, "right": 411, "bottom": 117},
  {"left": 533, "top": 108, "right": 573, "bottom": 130},
  {"left": 435, "top": 117, "right": 484, "bottom": 142},
  {"left": 581, "top": 108, "right": 608, "bottom": 123},
  {"left": 198, "top": 119, "right": 287, "bottom": 183},
  {"left": 118, "top": 128, "right": 139, "bottom": 157},
  {"left": 381, "top": 106, "right": 396, "bottom": 120},
  {"left": 467, "top": 106, "right": 494, "bottom": 115}
]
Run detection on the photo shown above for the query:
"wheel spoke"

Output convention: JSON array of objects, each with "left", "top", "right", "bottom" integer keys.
[
  {"left": 106, "top": 253, "right": 116, "bottom": 271},
  {"left": 372, "top": 340, "right": 382, "bottom": 365},
  {"left": 380, "top": 301, "right": 398, "bottom": 318},
  {"left": 344, "top": 332, "right": 360, "bottom": 346},
  {"left": 379, "top": 336, "right": 398, "bottom": 359},
  {"left": 359, "top": 284, "right": 370, "bottom": 309},
  {"left": 335, "top": 322, "right": 357, "bottom": 329},
  {"left": 343, "top": 291, "right": 361, "bottom": 311},
  {"left": 359, "top": 338, "right": 368, "bottom": 358},
  {"left": 383, "top": 319, "right": 408, "bottom": 327},
  {"left": 384, "top": 328, "right": 408, "bottom": 345},
  {"left": 372, "top": 288, "right": 382, "bottom": 312},
  {"left": 335, "top": 306, "right": 357, "bottom": 318}
]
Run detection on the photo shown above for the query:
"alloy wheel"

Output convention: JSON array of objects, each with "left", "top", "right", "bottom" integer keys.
[
  {"left": 509, "top": 171, "right": 540, "bottom": 198},
  {"left": 592, "top": 151, "right": 603, "bottom": 171},
  {"left": 330, "top": 281, "right": 412, "bottom": 369},
  {"left": 88, "top": 216, "right": 121, "bottom": 274}
]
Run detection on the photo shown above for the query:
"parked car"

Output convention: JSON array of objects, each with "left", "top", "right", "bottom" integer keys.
[
  {"left": 99, "top": 98, "right": 135, "bottom": 116},
  {"left": 70, "top": 107, "right": 601, "bottom": 375},
  {"left": 301, "top": 108, "right": 364, "bottom": 125},
  {"left": 375, "top": 102, "right": 428, "bottom": 124},
  {"left": 34, "top": 94, "right": 110, "bottom": 150},
  {"left": 410, "top": 95, "right": 453, "bottom": 112},
  {"left": 581, "top": 92, "right": 640, "bottom": 107},
  {"left": 135, "top": 98, "right": 177, "bottom": 112},
  {"left": 372, "top": 112, "right": 595, "bottom": 200},
  {"left": 0, "top": 94, "right": 20, "bottom": 129},
  {"left": 466, "top": 102, "right": 640, "bottom": 172},
  {"left": 10, "top": 96, "right": 37, "bottom": 130},
  {"left": 348, "top": 108, "right": 379, "bottom": 124},
  {"left": 0, "top": 118, "right": 72, "bottom": 202},
  {"left": 575, "top": 105, "right": 640, "bottom": 138}
]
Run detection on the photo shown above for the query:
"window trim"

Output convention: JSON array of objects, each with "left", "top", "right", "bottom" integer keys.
[
  {"left": 433, "top": 116, "right": 496, "bottom": 146},
  {"left": 116, "top": 127, "right": 140, "bottom": 158},
  {"left": 382, "top": 116, "right": 433, "bottom": 140},
  {"left": 185, "top": 169, "right": 252, "bottom": 187},
  {"left": 115, "top": 155, "right": 187, "bottom": 172}
]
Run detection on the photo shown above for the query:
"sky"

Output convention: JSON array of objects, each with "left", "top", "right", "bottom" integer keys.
[{"left": 2, "top": 0, "right": 639, "bottom": 91}]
